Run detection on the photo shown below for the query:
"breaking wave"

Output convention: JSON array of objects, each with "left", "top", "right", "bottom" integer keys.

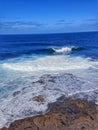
[
  {"left": 35, "top": 46, "right": 84, "bottom": 55},
  {"left": 52, "top": 46, "right": 84, "bottom": 54},
  {"left": 0, "top": 46, "right": 84, "bottom": 60}
]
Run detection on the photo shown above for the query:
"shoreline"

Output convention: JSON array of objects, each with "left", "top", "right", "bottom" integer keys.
[{"left": 1, "top": 96, "right": 98, "bottom": 130}]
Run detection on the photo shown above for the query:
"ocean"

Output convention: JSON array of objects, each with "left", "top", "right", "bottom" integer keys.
[{"left": 0, "top": 32, "right": 98, "bottom": 128}]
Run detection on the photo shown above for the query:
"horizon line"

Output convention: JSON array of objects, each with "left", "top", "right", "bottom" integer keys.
[{"left": 0, "top": 30, "right": 98, "bottom": 35}]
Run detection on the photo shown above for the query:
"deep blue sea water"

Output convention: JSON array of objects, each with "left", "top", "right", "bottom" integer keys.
[
  {"left": 0, "top": 32, "right": 98, "bottom": 128},
  {"left": 0, "top": 32, "right": 98, "bottom": 60}
]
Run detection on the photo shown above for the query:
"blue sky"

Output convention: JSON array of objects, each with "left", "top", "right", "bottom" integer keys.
[{"left": 0, "top": 0, "right": 98, "bottom": 34}]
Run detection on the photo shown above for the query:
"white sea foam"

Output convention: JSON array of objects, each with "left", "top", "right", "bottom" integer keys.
[
  {"left": 0, "top": 73, "right": 97, "bottom": 128},
  {"left": 53, "top": 46, "right": 73, "bottom": 54},
  {"left": 2, "top": 55, "right": 97, "bottom": 73},
  {"left": 52, "top": 46, "right": 82, "bottom": 54},
  {"left": 0, "top": 55, "right": 98, "bottom": 128}
]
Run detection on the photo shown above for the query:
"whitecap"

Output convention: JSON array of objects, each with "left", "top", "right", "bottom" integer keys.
[{"left": 2, "top": 55, "right": 97, "bottom": 73}]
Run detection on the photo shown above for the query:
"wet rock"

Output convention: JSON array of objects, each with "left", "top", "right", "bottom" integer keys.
[
  {"left": 32, "top": 79, "right": 44, "bottom": 84},
  {"left": 33, "top": 95, "right": 45, "bottom": 103},
  {"left": 1, "top": 98, "right": 98, "bottom": 130},
  {"left": 13, "top": 91, "right": 20, "bottom": 97}
]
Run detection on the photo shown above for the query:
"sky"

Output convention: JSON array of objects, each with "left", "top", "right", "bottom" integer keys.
[{"left": 0, "top": 0, "right": 98, "bottom": 34}]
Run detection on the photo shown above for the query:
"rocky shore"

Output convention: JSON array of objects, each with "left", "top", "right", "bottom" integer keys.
[{"left": 1, "top": 97, "right": 98, "bottom": 130}]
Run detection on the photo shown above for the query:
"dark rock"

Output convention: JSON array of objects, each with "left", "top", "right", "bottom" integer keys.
[
  {"left": 13, "top": 91, "right": 20, "bottom": 97},
  {"left": 33, "top": 95, "right": 45, "bottom": 103},
  {"left": 1, "top": 98, "right": 98, "bottom": 130}
]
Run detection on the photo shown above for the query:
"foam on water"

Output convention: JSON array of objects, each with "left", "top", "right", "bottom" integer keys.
[
  {"left": 0, "top": 55, "right": 98, "bottom": 128},
  {"left": 52, "top": 46, "right": 72, "bottom": 54},
  {"left": 52, "top": 46, "right": 84, "bottom": 54},
  {"left": 2, "top": 55, "right": 97, "bottom": 73}
]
